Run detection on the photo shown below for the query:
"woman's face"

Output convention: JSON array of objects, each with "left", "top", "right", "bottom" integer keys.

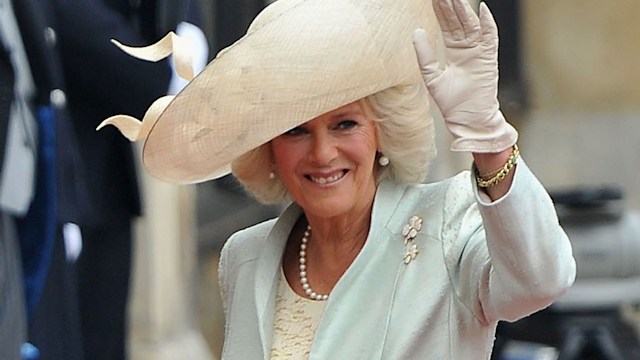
[{"left": 271, "top": 101, "right": 379, "bottom": 219}]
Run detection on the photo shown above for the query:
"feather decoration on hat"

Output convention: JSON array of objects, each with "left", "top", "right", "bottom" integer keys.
[{"left": 96, "top": 32, "right": 194, "bottom": 141}]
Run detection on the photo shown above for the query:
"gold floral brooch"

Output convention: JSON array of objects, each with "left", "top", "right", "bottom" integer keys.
[{"left": 402, "top": 215, "right": 422, "bottom": 264}]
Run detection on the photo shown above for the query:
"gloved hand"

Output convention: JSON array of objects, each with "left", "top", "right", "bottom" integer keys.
[{"left": 413, "top": 0, "right": 517, "bottom": 153}]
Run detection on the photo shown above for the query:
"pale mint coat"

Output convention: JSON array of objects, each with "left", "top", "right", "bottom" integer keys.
[{"left": 218, "top": 161, "right": 576, "bottom": 359}]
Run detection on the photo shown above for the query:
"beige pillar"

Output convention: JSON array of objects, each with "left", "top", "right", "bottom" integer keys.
[{"left": 128, "top": 145, "right": 215, "bottom": 360}]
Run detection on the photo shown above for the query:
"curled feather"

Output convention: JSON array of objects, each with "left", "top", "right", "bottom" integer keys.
[
  {"left": 97, "top": 95, "right": 175, "bottom": 141},
  {"left": 97, "top": 115, "right": 143, "bottom": 141},
  {"left": 111, "top": 32, "right": 194, "bottom": 81}
]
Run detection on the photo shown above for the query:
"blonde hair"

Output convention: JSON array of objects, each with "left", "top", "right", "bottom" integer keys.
[{"left": 231, "top": 81, "right": 436, "bottom": 204}]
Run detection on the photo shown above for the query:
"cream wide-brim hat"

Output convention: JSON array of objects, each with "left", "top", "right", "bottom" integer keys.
[{"left": 101, "top": 0, "right": 438, "bottom": 184}]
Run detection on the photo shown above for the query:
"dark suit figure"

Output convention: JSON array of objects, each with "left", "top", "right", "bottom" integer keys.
[
  {"left": 2, "top": 0, "right": 87, "bottom": 358},
  {"left": 49, "top": 0, "right": 201, "bottom": 358}
]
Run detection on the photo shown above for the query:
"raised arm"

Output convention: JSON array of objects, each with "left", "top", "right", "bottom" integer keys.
[{"left": 420, "top": 0, "right": 576, "bottom": 322}]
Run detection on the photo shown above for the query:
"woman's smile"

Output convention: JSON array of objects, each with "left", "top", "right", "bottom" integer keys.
[{"left": 306, "top": 169, "right": 348, "bottom": 185}]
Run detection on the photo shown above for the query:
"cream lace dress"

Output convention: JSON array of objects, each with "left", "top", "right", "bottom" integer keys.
[{"left": 269, "top": 269, "right": 326, "bottom": 359}]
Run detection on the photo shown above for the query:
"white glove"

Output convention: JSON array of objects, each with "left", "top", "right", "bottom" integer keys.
[{"left": 413, "top": 0, "right": 517, "bottom": 153}]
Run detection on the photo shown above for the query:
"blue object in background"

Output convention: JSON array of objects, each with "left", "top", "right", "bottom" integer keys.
[
  {"left": 21, "top": 342, "right": 40, "bottom": 360},
  {"left": 17, "top": 105, "right": 57, "bottom": 320}
]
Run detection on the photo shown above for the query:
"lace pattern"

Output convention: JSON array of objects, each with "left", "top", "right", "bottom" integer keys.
[{"left": 270, "top": 269, "right": 326, "bottom": 359}]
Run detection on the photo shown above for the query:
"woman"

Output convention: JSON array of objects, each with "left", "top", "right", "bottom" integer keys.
[{"left": 100, "top": 0, "right": 576, "bottom": 358}]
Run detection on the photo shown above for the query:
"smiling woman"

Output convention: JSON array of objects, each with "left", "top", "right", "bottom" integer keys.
[
  {"left": 99, "top": 0, "right": 576, "bottom": 358},
  {"left": 232, "top": 82, "right": 435, "bottom": 205},
  {"left": 270, "top": 102, "right": 379, "bottom": 221}
]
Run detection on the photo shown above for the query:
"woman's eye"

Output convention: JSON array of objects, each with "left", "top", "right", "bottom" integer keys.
[
  {"left": 336, "top": 120, "right": 357, "bottom": 130},
  {"left": 283, "top": 126, "right": 307, "bottom": 137}
]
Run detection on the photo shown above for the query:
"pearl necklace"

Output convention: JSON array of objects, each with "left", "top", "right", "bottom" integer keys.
[{"left": 299, "top": 225, "right": 329, "bottom": 301}]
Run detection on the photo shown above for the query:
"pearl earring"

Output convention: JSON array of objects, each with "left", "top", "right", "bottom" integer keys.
[
  {"left": 269, "top": 172, "right": 276, "bottom": 179},
  {"left": 378, "top": 155, "right": 390, "bottom": 167}
]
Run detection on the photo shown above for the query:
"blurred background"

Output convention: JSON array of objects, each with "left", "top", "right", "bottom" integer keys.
[{"left": 134, "top": 0, "right": 640, "bottom": 359}]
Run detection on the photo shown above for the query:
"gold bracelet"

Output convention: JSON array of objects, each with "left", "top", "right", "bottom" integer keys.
[{"left": 475, "top": 144, "right": 520, "bottom": 188}]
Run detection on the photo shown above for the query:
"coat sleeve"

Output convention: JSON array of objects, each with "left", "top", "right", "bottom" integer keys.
[{"left": 444, "top": 159, "right": 576, "bottom": 324}]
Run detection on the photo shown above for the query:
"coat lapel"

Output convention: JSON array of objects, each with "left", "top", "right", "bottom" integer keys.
[
  {"left": 254, "top": 204, "right": 303, "bottom": 359},
  {"left": 253, "top": 180, "right": 412, "bottom": 359},
  {"left": 310, "top": 180, "right": 411, "bottom": 359}
]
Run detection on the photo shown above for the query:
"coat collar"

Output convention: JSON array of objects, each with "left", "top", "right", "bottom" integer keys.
[
  {"left": 254, "top": 201, "right": 302, "bottom": 356},
  {"left": 253, "top": 180, "right": 409, "bottom": 358}
]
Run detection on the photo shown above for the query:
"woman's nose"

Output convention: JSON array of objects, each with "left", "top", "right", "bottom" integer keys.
[{"left": 308, "top": 132, "right": 338, "bottom": 165}]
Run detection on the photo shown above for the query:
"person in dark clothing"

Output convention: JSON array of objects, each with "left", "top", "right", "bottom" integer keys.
[
  {"left": 49, "top": 0, "right": 204, "bottom": 358},
  {"left": 2, "top": 0, "right": 87, "bottom": 358}
]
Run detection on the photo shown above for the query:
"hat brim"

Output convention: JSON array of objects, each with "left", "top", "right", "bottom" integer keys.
[{"left": 142, "top": 0, "right": 437, "bottom": 184}]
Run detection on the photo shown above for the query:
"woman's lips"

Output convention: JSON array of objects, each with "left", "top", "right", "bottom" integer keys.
[{"left": 306, "top": 170, "right": 348, "bottom": 185}]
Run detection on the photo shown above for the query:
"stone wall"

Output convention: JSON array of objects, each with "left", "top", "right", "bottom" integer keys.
[
  {"left": 524, "top": 0, "right": 640, "bottom": 108},
  {"left": 521, "top": 0, "right": 640, "bottom": 210}
]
